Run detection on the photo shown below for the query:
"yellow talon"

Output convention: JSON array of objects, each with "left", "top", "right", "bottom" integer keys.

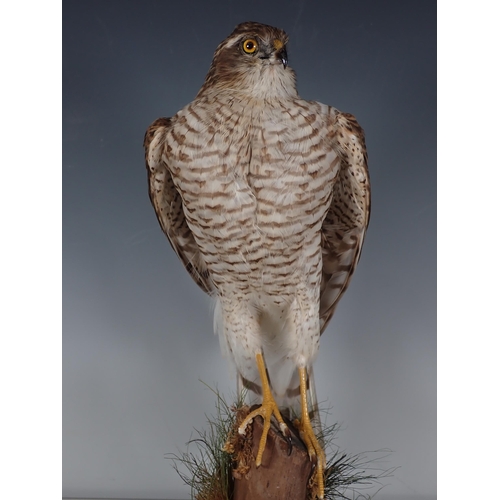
[
  {"left": 238, "top": 352, "right": 289, "bottom": 466},
  {"left": 237, "top": 357, "right": 325, "bottom": 498},
  {"left": 296, "top": 366, "right": 326, "bottom": 499}
]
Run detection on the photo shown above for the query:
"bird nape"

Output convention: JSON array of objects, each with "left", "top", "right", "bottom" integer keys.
[{"left": 144, "top": 21, "right": 370, "bottom": 500}]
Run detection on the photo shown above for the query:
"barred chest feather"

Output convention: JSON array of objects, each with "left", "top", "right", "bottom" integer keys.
[{"left": 163, "top": 95, "right": 340, "bottom": 291}]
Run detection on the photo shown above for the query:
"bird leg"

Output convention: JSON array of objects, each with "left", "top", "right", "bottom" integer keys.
[
  {"left": 238, "top": 352, "right": 290, "bottom": 466},
  {"left": 294, "top": 366, "right": 326, "bottom": 499}
]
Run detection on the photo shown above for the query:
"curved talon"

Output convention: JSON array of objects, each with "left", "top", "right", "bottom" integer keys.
[
  {"left": 238, "top": 399, "right": 290, "bottom": 466},
  {"left": 287, "top": 434, "right": 293, "bottom": 456},
  {"left": 238, "top": 352, "right": 289, "bottom": 466},
  {"left": 297, "top": 366, "right": 326, "bottom": 499},
  {"left": 238, "top": 417, "right": 253, "bottom": 435}
]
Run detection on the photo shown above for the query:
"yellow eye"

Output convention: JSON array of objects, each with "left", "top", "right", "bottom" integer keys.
[{"left": 242, "top": 38, "right": 258, "bottom": 54}]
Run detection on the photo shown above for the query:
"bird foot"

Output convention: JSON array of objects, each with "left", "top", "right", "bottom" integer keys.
[
  {"left": 238, "top": 398, "right": 290, "bottom": 466},
  {"left": 294, "top": 417, "right": 326, "bottom": 499}
]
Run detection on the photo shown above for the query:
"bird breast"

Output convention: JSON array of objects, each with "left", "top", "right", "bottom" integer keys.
[{"left": 165, "top": 96, "right": 339, "bottom": 291}]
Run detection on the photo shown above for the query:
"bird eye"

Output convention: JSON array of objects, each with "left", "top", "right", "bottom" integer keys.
[{"left": 242, "top": 39, "right": 258, "bottom": 54}]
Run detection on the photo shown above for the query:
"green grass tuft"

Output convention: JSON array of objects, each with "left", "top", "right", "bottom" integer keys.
[{"left": 167, "top": 386, "right": 395, "bottom": 500}]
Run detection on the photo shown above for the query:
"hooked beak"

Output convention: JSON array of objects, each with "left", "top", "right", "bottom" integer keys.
[{"left": 276, "top": 46, "right": 288, "bottom": 68}]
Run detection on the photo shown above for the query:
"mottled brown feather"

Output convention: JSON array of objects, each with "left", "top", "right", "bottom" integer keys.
[
  {"left": 319, "top": 112, "right": 370, "bottom": 332},
  {"left": 144, "top": 118, "right": 215, "bottom": 294}
]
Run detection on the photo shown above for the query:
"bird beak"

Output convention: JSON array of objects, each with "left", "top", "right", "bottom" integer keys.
[{"left": 276, "top": 46, "right": 288, "bottom": 68}]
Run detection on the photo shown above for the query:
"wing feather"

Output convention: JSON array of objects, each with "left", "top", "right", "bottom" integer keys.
[
  {"left": 144, "top": 118, "right": 215, "bottom": 295},
  {"left": 320, "top": 111, "right": 371, "bottom": 333}
]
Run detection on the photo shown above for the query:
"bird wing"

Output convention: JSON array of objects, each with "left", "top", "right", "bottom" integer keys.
[
  {"left": 319, "top": 110, "right": 371, "bottom": 333},
  {"left": 144, "top": 117, "right": 215, "bottom": 295}
]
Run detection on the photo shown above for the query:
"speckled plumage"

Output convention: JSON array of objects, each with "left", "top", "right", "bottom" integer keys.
[{"left": 144, "top": 22, "right": 370, "bottom": 492}]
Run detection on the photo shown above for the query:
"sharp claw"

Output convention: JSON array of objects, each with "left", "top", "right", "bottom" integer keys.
[
  {"left": 238, "top": 418, "right": 252, "bottom": 435},
  {"left": 278, "top": 422, "right": 293, "bottom": 455}
]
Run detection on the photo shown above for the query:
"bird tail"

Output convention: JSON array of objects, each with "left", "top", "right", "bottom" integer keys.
[{"left": 306, "top": 366, "right": 322, "bottom": 437}]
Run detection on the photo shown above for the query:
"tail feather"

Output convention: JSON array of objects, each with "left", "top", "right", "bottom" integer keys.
[{"left": 307, "top": 367, "right": 322, "bottom": 438}]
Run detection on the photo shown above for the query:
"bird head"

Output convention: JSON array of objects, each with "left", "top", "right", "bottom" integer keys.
[{"left": 198, "top": 22, "right": 297, "bottom": 99}]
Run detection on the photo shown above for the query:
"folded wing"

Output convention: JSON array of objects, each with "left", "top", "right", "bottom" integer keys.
[
  {"left": 144, "top": 118, "right": 215, "bottom": 295},
  {"left": 320, "top": 111, "right": 371, "bottom": 333}
]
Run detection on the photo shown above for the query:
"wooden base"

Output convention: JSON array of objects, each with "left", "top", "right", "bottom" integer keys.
[{"left": 231, "top": 406, "right": 314, "bottom": 500}]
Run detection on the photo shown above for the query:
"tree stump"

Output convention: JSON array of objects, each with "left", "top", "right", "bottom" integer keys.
[{"left": 231, "top": 406, "right": 313, "bottom": 500}]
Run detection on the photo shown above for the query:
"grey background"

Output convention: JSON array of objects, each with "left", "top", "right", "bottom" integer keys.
[{"left": 62, "top": 1, "right": 436, "bottom": 499}]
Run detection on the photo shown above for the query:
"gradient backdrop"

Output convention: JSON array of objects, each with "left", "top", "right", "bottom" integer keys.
[{"left": 62, "top": 1, "right": 436, "bottom": 498}]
